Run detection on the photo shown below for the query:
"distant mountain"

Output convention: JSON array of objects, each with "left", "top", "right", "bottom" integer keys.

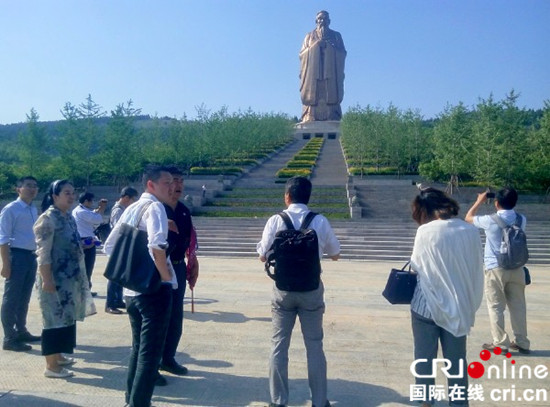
[{"left": 0, "top": 115, "right": 158, "bottom": 142}]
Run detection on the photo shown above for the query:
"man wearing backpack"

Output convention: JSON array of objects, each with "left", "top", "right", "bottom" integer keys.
[
  {"left": 465, "top": 187, "right": 530, "bottom": 354},
  {"left": 257, "top": 176, "right": 340, "bottom": 407}
]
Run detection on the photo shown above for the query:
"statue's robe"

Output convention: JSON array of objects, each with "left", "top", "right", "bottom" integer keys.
[{"left": 299, "top": 28, "right": 346, "bottom": 122}]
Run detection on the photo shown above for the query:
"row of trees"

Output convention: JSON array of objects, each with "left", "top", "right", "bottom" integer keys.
[
  {"left": 0, "top": 95, "right": 293, "bottom": 192},
  {"left": 341, "top": 91, "right": 550, "bottom": 191},
  {"left": 341, "top": 104, "right": 428, "bottom": 176},
  {"left": 2, "top": 91, "right": 548, "bottom": 195}
]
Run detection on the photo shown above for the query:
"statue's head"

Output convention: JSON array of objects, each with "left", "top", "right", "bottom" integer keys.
[{"left": 316, "top": 10, "right": 330, "bottom": 28}]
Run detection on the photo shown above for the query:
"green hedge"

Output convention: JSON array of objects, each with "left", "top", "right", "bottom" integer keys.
[
  {"left": 349, "top": 166, "right": 399, "bottom": 175},
  {"left": 190, "top": 166, "right": 243, "bottom": 175},
  {"left": 287, "top": 160, "right": 315, "bottom": 168},
  {"left": 276, "top": 168, "right": 312, "bottom": 178},
  {"left": 215, "top": 158, "right": 258, "bottom": 166}
]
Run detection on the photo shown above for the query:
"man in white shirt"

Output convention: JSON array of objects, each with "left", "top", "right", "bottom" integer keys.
[
  {"left": 72, "top": 192, "right": 107, "bottom": 295},
  {"left": 257, "top": 177, "right": 340, "bottom": 407},
  {"left": 1, "top": 176, "right": 41, "bottom": 351},
  {"left": 465, "top": 187, "right": 530, "bottom": 354},
  {"left": 104, "top": 165, "right": 175, "bottom": 407}
]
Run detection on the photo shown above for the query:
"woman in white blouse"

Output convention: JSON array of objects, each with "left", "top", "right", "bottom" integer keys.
[{"left": 409, "top": 187, "right": 484, "bottom": 407}]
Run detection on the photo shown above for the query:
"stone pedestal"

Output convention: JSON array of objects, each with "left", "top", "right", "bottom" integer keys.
[{"left": 294, "top": 121, "right": 341, "bottom": 139}]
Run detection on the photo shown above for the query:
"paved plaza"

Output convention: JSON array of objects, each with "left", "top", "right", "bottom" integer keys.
[{"left": 1, "top": 255, "right": 549, "bottom": 407}]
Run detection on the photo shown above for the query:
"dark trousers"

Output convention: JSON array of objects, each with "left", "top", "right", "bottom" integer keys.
[
  {"left": 411, "top": 311, "right": 469, "bottom": 406},
  {"left": 105, "top": 280, "right": 123, "bottom": 308},
  {"left": 125, "top": 285, "right": 172, "bottom": 407},
  {"left": 83, "top": 245, "right": 96, "bottom": 289},
  {"left": 42, "top": 324, "right": 76, "bottom": 355},
  {"left": 1, "top": 249, "right": 37, "bottom": 343},
  {"left": 162, "top": 260, "right": 187, "bottom": 364}
]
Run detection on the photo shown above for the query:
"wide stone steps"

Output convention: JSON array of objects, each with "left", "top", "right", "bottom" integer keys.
[{"left": 193, "top": 218, "right": 550, "bottom": 264}]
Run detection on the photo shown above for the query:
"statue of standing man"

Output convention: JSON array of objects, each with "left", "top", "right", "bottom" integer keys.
[{"left": 299, "top": 10, "right": 346, "bottom": 122}]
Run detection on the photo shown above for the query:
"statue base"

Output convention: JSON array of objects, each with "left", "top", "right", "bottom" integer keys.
[{"left": 293, "top": 121, "right": 341, "bottom": 140}]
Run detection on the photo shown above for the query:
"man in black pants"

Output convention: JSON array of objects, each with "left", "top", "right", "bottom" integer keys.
[
  {"left": 156, "top": 166, "right": 199, "bottom": 383},
  {"left": 104, "top": 165, "right": 176, "bottom": 407}
]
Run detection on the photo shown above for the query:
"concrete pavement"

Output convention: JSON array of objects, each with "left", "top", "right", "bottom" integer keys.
[{"left": 1, "top": 255, "right": 549, "bottom": 407}]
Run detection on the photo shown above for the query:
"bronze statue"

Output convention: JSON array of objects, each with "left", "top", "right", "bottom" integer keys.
[{"left": 299, "top": 10, "right": 346, "bottom": 122}]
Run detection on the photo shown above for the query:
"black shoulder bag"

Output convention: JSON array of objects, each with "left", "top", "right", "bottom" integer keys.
[{"left": 103, "top": 202, "right": 162, "bottom": 294}]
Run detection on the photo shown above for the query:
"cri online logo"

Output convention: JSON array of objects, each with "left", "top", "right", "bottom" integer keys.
[{"left": 411, "top": 346, "right": 548, "bottom": 380}]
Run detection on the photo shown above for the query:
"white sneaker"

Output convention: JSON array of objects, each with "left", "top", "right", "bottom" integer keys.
[{"left": 44, "top": 368, "right": 74, "bottom": 378}]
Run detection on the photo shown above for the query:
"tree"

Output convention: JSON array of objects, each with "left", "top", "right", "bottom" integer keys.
[
  {"left": 76, "top": 94, "right": 106, "bottom": 187},
  {"left": 499, "top": 90, "right": 528, "bottom": 186},
  {"left": 402, "top": 108, "right": 428, "bottom": 173},
  {"left": 98, "top": 100, "right": 142, "bottom": 187},
  {"left": 430, "top": 103, "right": 474, "bottom": 184},
  {"left": 57, "top": 102, "right": 86, "bottom": 184},
  {"left": 470, "top": 91, "right": 528, "bottom": 187},
  {"left": 17, "top": 108, "right": 50, "bottom": 178},
  {"left": 525, "top": 100, "right": 550, "bottom": 190}
]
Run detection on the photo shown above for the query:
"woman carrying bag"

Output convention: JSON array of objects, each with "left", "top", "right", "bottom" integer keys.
[{"left": 409, "top": 187, "right": 483, "bottom": 407}]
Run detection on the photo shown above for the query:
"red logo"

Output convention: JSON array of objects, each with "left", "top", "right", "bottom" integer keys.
[{"left": 467, "top": 346, "right": 515, "bottom": 379}]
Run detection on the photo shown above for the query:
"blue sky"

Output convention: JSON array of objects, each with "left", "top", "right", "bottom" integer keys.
[{"left": 1, "top": 0, "right": 549, "bottom": 124}]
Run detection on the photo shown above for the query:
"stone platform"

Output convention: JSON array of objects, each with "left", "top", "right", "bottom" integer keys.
[{"left": 294, "top": 121, "right": 341, "bottom": 139}]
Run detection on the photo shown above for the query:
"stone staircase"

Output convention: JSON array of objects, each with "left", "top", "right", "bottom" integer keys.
[
  {"left": 197, "top": 136, "right": 350, "bottom": 217},
  {"left": 193, "top": 217, "right": 550, "bottom": 264},
  {"left": 192, "top": 137, "right": 550, "bottom": 265}
]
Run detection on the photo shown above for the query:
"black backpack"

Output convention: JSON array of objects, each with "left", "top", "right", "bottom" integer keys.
[
  {"left": 265, "top": 211, "right": 321, "bottom": 292},
  {"left": 491, "top": 213, "right": 529, "bottom": 269}
]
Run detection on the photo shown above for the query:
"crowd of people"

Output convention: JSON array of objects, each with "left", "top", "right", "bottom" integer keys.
[{"left": 0, "top": 169, "right": 531, "bottom": 407}]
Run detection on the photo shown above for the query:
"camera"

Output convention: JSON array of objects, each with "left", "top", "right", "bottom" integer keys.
[{"left": 486, "top": 192, "right": 495, "bottom": 199}]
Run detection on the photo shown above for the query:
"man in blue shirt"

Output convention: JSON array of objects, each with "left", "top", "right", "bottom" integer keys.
[
  {"left": 465, "top": 187, "right": 530, "bottom": 354},
  {"left": 1, "top": 176, "right": 41, "bottom": 351}
]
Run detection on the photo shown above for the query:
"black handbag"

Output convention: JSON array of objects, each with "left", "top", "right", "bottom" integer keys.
[
  {"left": 382, "top": 261, "right": 418, "bottom": 305},
  {"left": 523, "top": 266, "right": 531, "bottom": 286},
  {"left": 103, "top": 203, "right": 161, "bottom": 294}
]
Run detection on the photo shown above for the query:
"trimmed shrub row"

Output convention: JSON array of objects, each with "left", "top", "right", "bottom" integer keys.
[
  {"left": 190, "top": 167, "right": 243, "bottom": 176},
  {"left": 276, "top": 138, "right": 324, "bottom": 180}
]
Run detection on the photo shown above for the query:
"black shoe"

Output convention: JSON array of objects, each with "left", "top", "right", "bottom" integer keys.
[
  {"left": 482, "top": 343, "right": 508, "bottom": 353},
  {"left": 268, "top": 404, "right": 286, "bottom": 407},
  {"left": 105, "top": 307, "right": 123, "bottom": 315},
  {"left": 155, "top": 372, "right": 167, "bottom": 386},
  {"left": 160, "top": 361, "right": 188, "bottom": 376},
  {"left": 91, "top": 292, "right": 98, "bottom": 297},
  {"left": 17, "top": 331, "right": 42, "bottom": 342},
  {"left": 510, "top": 341, "right": 531, "bottom": 354},
  {"left": 114, "top": 302, "right": 126, "bottom": 309},
  {"left": 3, "top": 341, "right": 32, "bottom": 352}
]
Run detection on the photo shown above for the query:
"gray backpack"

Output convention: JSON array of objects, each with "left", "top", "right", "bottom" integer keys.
[{"left": 491, "top": 213, "right": 529, "bottom": 269}]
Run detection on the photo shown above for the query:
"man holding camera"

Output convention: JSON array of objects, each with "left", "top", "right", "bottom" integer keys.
[
  {"left": 72, "top": 192, "right": 107, "bottom": 296},
  {"left": 465, "top": 187, "right": 530, "bottom": 354}
]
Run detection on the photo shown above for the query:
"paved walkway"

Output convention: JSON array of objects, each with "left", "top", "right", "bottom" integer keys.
[
  {"left": 310, "top": 138, "right": 348, "bottom": 186},
  {"left": 1, "top": 256, "right": 549, "bottom": 407}
]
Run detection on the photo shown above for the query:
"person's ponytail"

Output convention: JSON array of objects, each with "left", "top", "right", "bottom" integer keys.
[{"left": 41, "top": 179, "right": 70, "bottom": 212}]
